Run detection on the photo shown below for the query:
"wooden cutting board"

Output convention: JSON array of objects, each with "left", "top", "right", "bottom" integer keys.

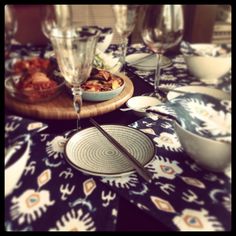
[{"left": 5, "top": 73, "right": 134, "bottom": 120}]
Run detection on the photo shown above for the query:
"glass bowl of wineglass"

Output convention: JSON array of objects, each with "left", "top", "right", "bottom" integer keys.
[
  {"left": 40, "top": 5, "right": 73, "bottom": 58},
  {"left": 140, "top": 5, "right": 184, "bottom": 98},
  {"left": 41, "top": 5, "right": 72, "bottom": 40}
]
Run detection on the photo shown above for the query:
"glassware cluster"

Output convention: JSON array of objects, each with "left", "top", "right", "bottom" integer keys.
[{"left": 10, "top": 4, "right": 184, "bottom": 129}]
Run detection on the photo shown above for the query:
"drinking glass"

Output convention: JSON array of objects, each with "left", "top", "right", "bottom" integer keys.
[
  {"left": 140, "top": 5, "right": 184, "bottom": 96},
  {"left": 112, "top": 5, "right": 139, "bottom": 71},
  {"left": 41, "top": 5, "right": 72, "bottom": 40},
  {"left": 5, "top": 5, "right": 17, "bottom": 52},
  {"left": 50, "top": 26, "right": 100, "bottom": 130}
]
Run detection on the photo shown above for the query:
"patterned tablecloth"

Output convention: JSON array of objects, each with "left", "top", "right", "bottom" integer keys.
[
  {"left": 5, "top": 43, "right": 231, "bottom": 231},
  {"left": 5, "top": 116, "right": 119, "bottom": 231}
]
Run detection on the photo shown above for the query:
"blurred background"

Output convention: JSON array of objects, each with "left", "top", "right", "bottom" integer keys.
[{"left": 12, "top": 4, "right": 231, "bottom": 46}]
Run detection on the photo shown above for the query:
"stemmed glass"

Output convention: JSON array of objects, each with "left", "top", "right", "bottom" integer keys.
[
  {"left": 50, "top": 26, "right": 100, "bottom": 130},
  {"left": 112, "top": 5, "right": 139, "bottom": 71},
  {"left": 140, "top": 5, "right": 184, "bottom": 97},
  {"left": 5, "top": 5, "right": 17, "bottom": 54},
  {"left": 41, "top": 5, "right": 72, "bottom": 40},
  {"left": 41, "top": 5, "right": 73, "bottom": 58}
]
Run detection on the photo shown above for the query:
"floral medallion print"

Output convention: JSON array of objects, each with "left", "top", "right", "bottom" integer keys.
[
  {"left": 101, "top": 173, "right": 139, "bottom": 189},
  {"left": 49, "top": 209, "right": 96, "bottom": 231},
  {"left": 153, "top": 132, "right": 183, "bottom": 152},
  {"left": 46, "top": 136, "right": 67, "bottom": 159},
  {"left": 173, "top": 208, "right": 224, "bottom": 231},
  {"left": 147, "top": 156, "right": 183, "bottom": 180},
  {"left": 10, "top": 189, "right": 55, "bottom": 225}
]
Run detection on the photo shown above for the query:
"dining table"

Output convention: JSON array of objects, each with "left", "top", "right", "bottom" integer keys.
[{"left": 4, "top": 42, "right": 231, "bottom": 231}]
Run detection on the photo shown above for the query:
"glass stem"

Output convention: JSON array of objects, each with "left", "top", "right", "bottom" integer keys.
[
  {"left": 5, "top": 36, "right": 12, "bottom": 54},
  {"left": 72, "top": 86, "right": 83, "bottom": 130},
  {"left": 154, "top": 53, "right": 161, "bottom": 95},
  {"left": 120, "top": 36, "right": 128, "bottom": 71}
]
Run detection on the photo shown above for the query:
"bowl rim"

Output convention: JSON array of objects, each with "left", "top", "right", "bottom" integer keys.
[
  {"left": 166, "top": 85, "right": 231, "bottom": 101},
  {"left": 82, "top": 78, "right": 125, "bottom": 94},
  {"left": 183, "top": 43, "right": 231, "bottom": 58},
  {"left": 5, "top": 75, "right": 65, "bottom": 94},
  {"left": 5, "top": 56, "right": 53, "bottom": 74},
  {"left": 174, "top": 120, "right": 231, "bottom": 146},
  {"left": 183, "top": 54, "right": 231, "bottom": 59},
  {"left": 5, "top": 75, "right": 65, "bottom": 105}
]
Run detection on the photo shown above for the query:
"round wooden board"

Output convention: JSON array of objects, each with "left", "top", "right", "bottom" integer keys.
[{"left": 5, "top": 73, "right": 134, "bottom": 120}]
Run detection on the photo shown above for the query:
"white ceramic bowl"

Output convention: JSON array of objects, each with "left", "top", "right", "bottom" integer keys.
[
  {"left": 126, "top": 96, "right": 162, "bottom": 117},
  {"left": 5, "top": 74, "right": 65, "bottom": 104},
  {"left": 66, "top": 71, "right": 125, "bottom": 102},
  {"left": 183, "top": 44, "right": 231, "bottom": 84},
  {"left": 174, "top": 121, "right": 231, "bottom": 172}
]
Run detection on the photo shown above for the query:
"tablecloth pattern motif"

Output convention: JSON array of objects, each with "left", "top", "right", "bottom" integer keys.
[
  {"left": 5, "top": 43, "right": 231, "bottom": 231},
  {"left": 146, "top": 93, "right": 231, "bottom": 141},
  {"left": 100, "top": 116, "right": 231, "bottom": 231}
]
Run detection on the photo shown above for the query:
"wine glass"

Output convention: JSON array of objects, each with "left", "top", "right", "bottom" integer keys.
[
  {"left": 140, "top": 5, "right": 184, "bottom": 97},
  {"left": 112, "top": 5, "right": 139, "bottom": 71},
  {"left": 41, "top": 5, "right": 72, "bottom": 39},
  {"left": 5, "top": 5, "right": 17, "bottom": 54},
  {"left": 50, "top": 26, "right": 100, "bottom": 130},
  {"left": 41, "top": 5, "right": 73, "bottom": 58}
]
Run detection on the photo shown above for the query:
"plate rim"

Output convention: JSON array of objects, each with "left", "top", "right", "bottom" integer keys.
[
  {"left": 126, "top": 53, "right": 172, "bottom": 69},
  {"left": 64, "top": 124, "right": 156, "bottom": 177}
]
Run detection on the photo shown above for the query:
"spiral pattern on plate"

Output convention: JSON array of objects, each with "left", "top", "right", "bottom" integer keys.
[{"left": 64, "top": 125, "right": 155, "bottom": 177}]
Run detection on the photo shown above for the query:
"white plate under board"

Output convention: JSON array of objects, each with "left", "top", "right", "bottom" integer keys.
[{"left": 126, "top": 53, "right": 172, "bottom": 71}]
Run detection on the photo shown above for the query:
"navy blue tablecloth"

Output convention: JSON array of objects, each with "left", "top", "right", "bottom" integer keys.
[{"left": 5, "top": 43, "right": 231, "bottom": 231}]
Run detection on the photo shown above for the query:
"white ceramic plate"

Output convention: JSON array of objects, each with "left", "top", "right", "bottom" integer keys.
[
  {"left": 167, "top": 85, "right": 231, "bottom": 101},
  {"left": 126, "top": 53, "right": 172, "bottom": 70},
  {"left": 64, "top": 125, "right": 156, "bottom": 177}
]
